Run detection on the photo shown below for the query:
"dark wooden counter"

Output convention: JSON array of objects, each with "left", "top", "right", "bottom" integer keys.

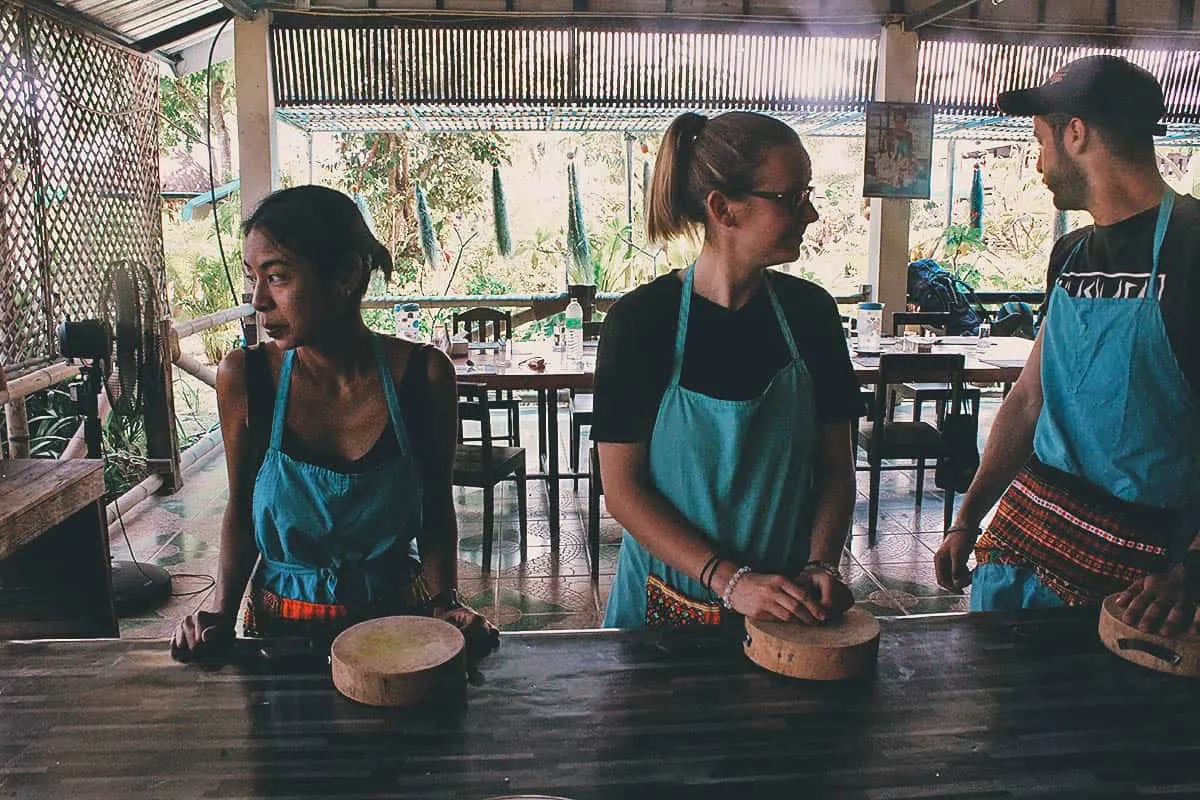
[{"left": 1, "top": 610, "right": 1197, "bottom": 799}]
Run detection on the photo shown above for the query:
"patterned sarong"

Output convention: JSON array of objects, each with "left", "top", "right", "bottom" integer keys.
[
  {"left": 645, "top": 573, "right": 724, "bottom": 627},
  {"left": 976, "top": 457, "right": 1179, "bottom": 605},
  {"left": 243, "top": 572, "right": 431, "bottom": 642}
]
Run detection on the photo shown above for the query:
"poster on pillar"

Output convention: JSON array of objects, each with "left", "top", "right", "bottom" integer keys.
[{"left": 862, "top": 102, "right": 934, "bottom": 199}]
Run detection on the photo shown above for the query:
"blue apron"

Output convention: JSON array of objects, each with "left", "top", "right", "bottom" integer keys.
[
  {"left": 251, "top": 334, "right": 423, "bottom": 607},
  {"left": 1034, "top": 190, "right": 1200, "bottom": 509},
  {"left": 604, "top": 267, "right": 820, "bottom": 627}
]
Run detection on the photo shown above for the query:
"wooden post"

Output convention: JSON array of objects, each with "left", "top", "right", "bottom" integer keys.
[
  {"left": 866, "top": 21, "right": 919, "bottom": 332},
  {"left": 235, "top": 12, "right": 274, "bottom": 348}
]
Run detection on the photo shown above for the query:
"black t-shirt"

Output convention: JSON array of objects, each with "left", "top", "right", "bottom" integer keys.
[
  {"left": 1043, "top": 193, "right": 1200, "bottom": 394},
  {"left": 592, "top": 269, "right": 864, "bottom": 444}
]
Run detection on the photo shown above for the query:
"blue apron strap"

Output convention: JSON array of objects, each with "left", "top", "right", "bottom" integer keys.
[
  {"left": 669, "top": 266, "right": 696, "bottom": 388},
  {"left": 764, "top": 272, "right": 800, "bottom": 362},
  {"left": 1148, "top": 189, "right": 1174, "bottom": 290},
  {"left": 372, "top": 333, "right": 410, "bottom": 452},
  {"left": 269, "top": 349, "right": 295, "bottom": 451}
]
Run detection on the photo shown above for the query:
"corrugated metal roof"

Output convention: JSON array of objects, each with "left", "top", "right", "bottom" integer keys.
[
  {"left": 47, "top": 0, "right": 228, "bottom": 51},
  {"left": 268, "top": 19, "right": 1200, "bottom": 144}
]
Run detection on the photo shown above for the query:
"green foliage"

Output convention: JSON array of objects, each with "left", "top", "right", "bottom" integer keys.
[
  {"left": 172, "top": 374, "right": 218, "bottom": 450},
  {"left": 336, "top": 131, "right": 509, "bottom": 289},
  {"left": 8, "top": 383, "right": 150, "bottom": 497},
  {"left": 158, "top": 63, "right": 236, "bottom": 179},
  {"left": 465, "top": 272, "right": 510, "bottom": 296},
  {"left": 941, "top": 223, "right": 988, "bottom": 285},
  {"left": 102, "top": 410, "right": 149, "bottom": 500},
  {"left": 19, "top": 386, "right": 77, "bottom": 458},
  {"left": 170, "top": 197, "right": 243, "bottom": 364},
  {"left": 590, "top": 217, "right": 662, "bottom": 292}
]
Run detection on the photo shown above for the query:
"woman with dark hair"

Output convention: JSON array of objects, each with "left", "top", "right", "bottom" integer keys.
[
  {"left": 595, "top": 112, "right": 862, "bottom": 628},
  {"left": 171, "top": 185, "right": 497, "bottom": 659}
]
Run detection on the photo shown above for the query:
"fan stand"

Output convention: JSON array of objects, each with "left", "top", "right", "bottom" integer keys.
[{"left": 72, "top": 362, "right": 172, "bottom": 617}]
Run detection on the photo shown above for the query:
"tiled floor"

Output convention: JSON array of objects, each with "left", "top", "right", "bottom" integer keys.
[{"left": 114, "top": 395, "right": 1002, "bottom": 639}]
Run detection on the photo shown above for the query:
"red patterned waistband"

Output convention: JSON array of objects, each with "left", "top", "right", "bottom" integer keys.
[{"left": 976, "top": 458, "right": 1177, "bottom": 605}]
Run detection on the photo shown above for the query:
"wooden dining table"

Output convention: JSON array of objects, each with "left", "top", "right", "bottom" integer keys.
[
  {"left": 851, "top": 335, "right": 1034, "bottom": 385},
  {"left": 453, "top": 340, "right": 595, "bottom": 544},
  {"left": 2, "top": 607, "right": 1196, "bottom": 799},
  {"left": 450, "top": 336, "right": 1033, "bottom": 544}
]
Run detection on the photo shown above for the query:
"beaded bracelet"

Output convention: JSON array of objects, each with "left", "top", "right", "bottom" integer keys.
[
  {"left": 803, "top": 559, "right": 844, "bottom": 583},
  {"left": 721, "top": 565, "right": 752, "bottom": 610}
]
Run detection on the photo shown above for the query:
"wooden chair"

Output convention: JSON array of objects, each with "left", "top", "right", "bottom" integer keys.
[
  {"left": 844, "top": 313, "right": 875, "bottom": 463},
  {"left": 857, "top": 354, "right": 974, "bottom": 546},
  {"left": 454, "top": 382, "right": 527, "bottom": 571},
  {"left": 568, "top": 320, "right": 604, "bottom": 489},
  {"left": 890, "top": 311, "right": 980, "bottom": 425},
  {"left": 452, "top": 307, "right": 521, "bottom": 447},
  {"left": 587, "top": 444, "right": 604, "bottom": 580}
]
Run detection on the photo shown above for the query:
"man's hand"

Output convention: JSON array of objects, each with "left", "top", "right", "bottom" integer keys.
[
  {"left": 934, "top": 527, "right": 979, "bottom": 593},
  {"left": 797, "top": 567, "right": 855, "bottom": 622},
  {"left": 1114, "top": 566, "right": 1198, "bottom": 638}
]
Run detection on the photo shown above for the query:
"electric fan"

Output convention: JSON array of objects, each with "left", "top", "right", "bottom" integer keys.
[{"left": 59, "top": 260, "right": 172, "bottom": 615}]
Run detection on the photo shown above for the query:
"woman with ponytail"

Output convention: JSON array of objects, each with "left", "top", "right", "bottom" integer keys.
[
  {"left": 171, "top": 185, "right": 497, "bottom": 660},
  {"left": 594, "top": 112, "right": 863, "bottom": 628}
]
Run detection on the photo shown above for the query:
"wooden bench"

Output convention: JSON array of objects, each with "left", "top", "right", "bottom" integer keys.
[{"left": 0, "top": 459, "right": 118, "bottom": 639}]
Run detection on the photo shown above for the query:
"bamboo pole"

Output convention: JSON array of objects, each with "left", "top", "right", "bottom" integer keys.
[
  {"left": 105, "top": 473, "right": 164, "bottom": 530},
  {"left": 172, "top": 304, "right": 253, "bottom": 339},
  {"left": 105, "top": 426, "right": 223, "bottom": 536},
  {"left": 4, "top": 396, "right": 30, "bottom": 458},
  {"left": 59, "top": 389, "right": 111, "bottom": 461},
  {"left": 173, "top": 352, "right": 218, "bottom": 389},
  {"left": 0, "top": 361, "right": 79, "bottom": 406}
]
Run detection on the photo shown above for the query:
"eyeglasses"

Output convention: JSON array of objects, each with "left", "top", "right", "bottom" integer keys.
[{"left": 742, "top": 186, "right": 816, "bottom": 214}]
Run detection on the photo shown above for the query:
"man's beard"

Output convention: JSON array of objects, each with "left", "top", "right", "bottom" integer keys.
[{"left": 1044, "top": 146, "right": 1088, "bottom": 210}]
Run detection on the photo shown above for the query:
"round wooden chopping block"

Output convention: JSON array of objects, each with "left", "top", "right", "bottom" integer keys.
[
  {"left": 1098, "top": 594, "right": 1200, "bottom": 678},
  {"left": 331, "top": 615, "right": 466, "bottom": 706},
  {"left": 744, "top": 607, "right": 880, "bottom": 681}
]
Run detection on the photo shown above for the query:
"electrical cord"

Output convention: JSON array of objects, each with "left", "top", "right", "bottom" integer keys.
[
  {"left": 205, "top": 16, "right": 239, "bottom": 307},
  {"left": 102, "top": 437, "right": 217, "bottom": 601}
]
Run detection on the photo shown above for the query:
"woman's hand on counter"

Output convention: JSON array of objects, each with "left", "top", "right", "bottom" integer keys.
[
  {"left": 436, "top": 605, "right": 500, "bottom": 661},
  {"left": 169, "top": 610, "right": 235, "bottom": 663},
  {"left": 726, "top": 571, "right": 832, "bottom": 625}
]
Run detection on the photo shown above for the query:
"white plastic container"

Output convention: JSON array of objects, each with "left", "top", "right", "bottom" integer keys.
[
  {"left": 857, "top": 302, "right": 884, "bottom": 354},
  {"left": 394, "top": 303, "right": 421, "bottom": 342}
]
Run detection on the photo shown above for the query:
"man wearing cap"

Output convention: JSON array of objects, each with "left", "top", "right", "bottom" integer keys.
[{"left": 934, "top": 55, "right": 1200, "bottom": 637}]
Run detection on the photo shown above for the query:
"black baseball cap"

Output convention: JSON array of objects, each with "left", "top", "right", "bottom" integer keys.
[{"left": 997, "top": 55, "right": 1167, "bottom": 136}]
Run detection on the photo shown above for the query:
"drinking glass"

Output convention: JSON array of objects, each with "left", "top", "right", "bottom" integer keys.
[
  {"left": 432, "top": 323, "right": 450, "bottom": 353},
  {"left": 975, "top": 322, "right": 992, "bottom": 350}
]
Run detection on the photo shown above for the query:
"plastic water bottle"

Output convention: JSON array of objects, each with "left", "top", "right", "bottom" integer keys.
[{"left": 565, "top": 297, "right": 584, "bottom": 362}]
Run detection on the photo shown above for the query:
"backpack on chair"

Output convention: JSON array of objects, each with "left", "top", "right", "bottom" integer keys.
[
  {"left": 991, "top": 299, "right": 1037, "bottom": 339},
  {"left": 906, "top": 259, "right": 987, "bottom": 335}
]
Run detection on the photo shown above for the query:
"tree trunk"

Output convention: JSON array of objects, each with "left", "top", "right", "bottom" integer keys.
[{"left": 209, "top": 78, "right": 233, "bottom": 182}]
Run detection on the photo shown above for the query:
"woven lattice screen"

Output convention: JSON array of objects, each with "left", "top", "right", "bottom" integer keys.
[{"left": 0, "top": 2, "right": 163, "bottom": 375}]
